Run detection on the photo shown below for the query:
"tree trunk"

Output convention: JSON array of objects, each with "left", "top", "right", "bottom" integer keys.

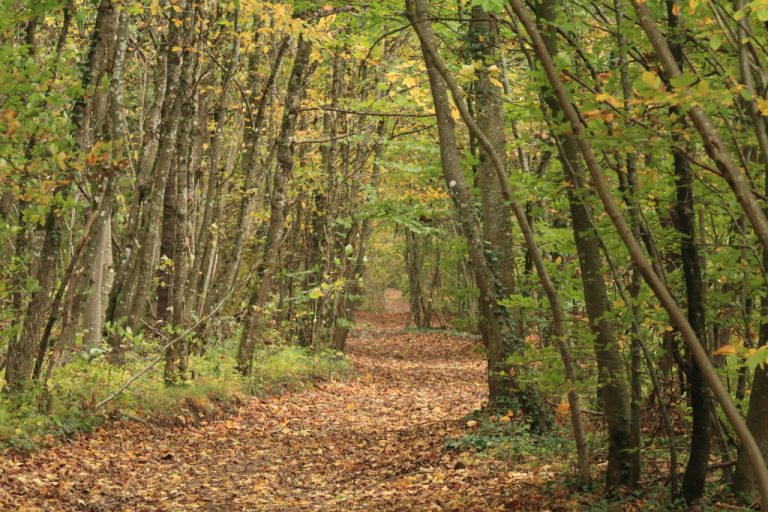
[
  {"left": 212, "top": 36, "right": 290, "bottom": 305},
  {"left": 405, "top": 229, "right": 427, "bottom": 328},
  {"left": 535, "top": 0, "right": 634, "bottom": 489},
  {"left": 236, "top": 36, "right": 314, "bottom": 375},
  {"left": 468, "top": 5, "right": 517, "bottom": 303},
  {"left": 106, "top": 0, "right": 191, "bottom": 359},
  {"left": 509, "top": 0, "right": 768, "bottom": 503},
  {"left": 664, "top": 1, "right": 712, "bottom": 505},
  {"left": 189, "top": 13, "right": 241, "bottom": 317},
  {"left": 330, "top": 120, "right": 387, "bottom": 350},
  {"left": 5, "top": 210, "right": 59, "bottom": 391},
  {"left": 406, "top": 0, "right": 551, "bottom": 431},
  {"left": 733, "top": 0, "right": 768, "bottom": 500},
  {"left": 5, "top": 0, "right": 119, "bottom": 391}
]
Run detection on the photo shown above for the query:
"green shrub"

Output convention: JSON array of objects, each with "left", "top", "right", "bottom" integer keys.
[
  {"left": 250, "top": 346, "right": 352, "bottom": 395},
  {"left": 445, "top": 412, "right": 572, "bottom": 466},
  {"left": 0, "top": 343, "right": 352, "bottom": 451}
]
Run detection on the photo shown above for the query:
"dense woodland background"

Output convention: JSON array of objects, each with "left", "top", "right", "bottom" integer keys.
[{"left": 4, "top": 0, "right": 768, "bottom": 509}]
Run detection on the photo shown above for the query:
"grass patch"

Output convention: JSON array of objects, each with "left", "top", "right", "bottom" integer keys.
[
  {"left": 445, "top": 410, "right": 573, "bottom": 466},
  {"left": 250, "top": 346, "right": 353, "bottom": 396},
  {"left": 0, "top": 344, "right": 352, "bottom": 451}
]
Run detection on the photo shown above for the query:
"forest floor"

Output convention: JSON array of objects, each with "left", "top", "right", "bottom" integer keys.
[{"left": 0, "top": 291, "right": 572, "bottom": 511}]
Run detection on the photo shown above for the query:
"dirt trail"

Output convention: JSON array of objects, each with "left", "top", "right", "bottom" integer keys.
[{"left": 0, "top": 291, "right": 548, "bottom": 511}]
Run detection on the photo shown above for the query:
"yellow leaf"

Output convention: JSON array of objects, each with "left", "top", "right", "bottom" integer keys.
[
  {"left": 757, "top": 98, "right": 768, "bottom": 116},
  {"left": 714, "top": 344, "right": 740, "bottom": 356},
  {"left": 689, "top": 0, "right": 701, "bottom": 13},
  {"left": 641, "top": 70, "right": 661, "bottom": 89},
  {"left": 457, "top": 63, "right": 478, "bottom": 82}
]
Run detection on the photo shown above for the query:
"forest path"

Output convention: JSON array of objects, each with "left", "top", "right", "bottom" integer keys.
[{"left": 1, "top": 291, "right": 550, "bottom": 511}]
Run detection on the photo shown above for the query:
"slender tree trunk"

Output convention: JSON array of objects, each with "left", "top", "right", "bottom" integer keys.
[
  {"left": 5, "top": 0, "right": 118, "bottom": 391},
  {"left": 5, "top": 210, "right": 59, "bottom": 391},
  {"left": 236, "top": 36, "right": 314, "bottom": 374},
  {"left": 405, "top": 229, "right": 427, "bottom": 327},
  {"left": 213, "top": 36, "right": 290, "bottom": 304},
  {"left": 406, "top": 0, "right": 552, "bottom": 432},
  {"left": 106, "top": 1, "right": 191, "bottom": 358},
  {"left": 675, "top": 144, "right": 713, "bottom": 506},
  {"left": 663, "top": 1, "right": 712, "bottom": 505},
  {"left": 629, "top": 0, "right": 768, "bottom": 261},
  {"left": 468, "top": 5, "right": 529, "bottom": 401},
  {"left": 536, "top": 0, "right": 634, "bottom": 489},
  {"left": 733, "top": 0, "right": 768, "bottom": 500},
  {"left": 330, "top": 121, "right": 387, "bottom": 350},
  {"left": 190, "top": 13, "right": 241, "bottom": 317},
  {"left": 157, "top": 165, "right": 177, "bottom": 325},
  {"left": 468, "top": 5, "right": 517, "bottom": 302},
  {"left": 508, "top": 1, "right": 768, "bottom": 504}
]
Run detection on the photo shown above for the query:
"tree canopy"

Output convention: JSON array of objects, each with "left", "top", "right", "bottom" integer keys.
[{"left": 4, "top": 0, "right": 768, "bottom": 509}]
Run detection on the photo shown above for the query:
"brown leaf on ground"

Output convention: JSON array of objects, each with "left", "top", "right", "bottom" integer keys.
[{"left": 0, "top": 296, "right": 558, "bottom": 511}]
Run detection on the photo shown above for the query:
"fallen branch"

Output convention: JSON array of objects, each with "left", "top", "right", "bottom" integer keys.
[
  {"left": 118, "top": 410, "right": 157, "bottom": 430},
  {"left": 356, "top": 469, "right": 422, "bottom": 494},
  {"left": 709, "top": 460, "right": 737, "bottom": 471},
  {"left": 95, "top": 289, "right": 235, "bottom": 410}
]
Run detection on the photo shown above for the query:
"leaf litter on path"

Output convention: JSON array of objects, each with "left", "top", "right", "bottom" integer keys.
[{"left": 0, "top": 305, "right": 563, "bottom": 511}]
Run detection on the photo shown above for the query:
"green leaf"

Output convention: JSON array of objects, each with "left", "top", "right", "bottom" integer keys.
[
  {"left": 472, "top": 0, "right": 505, "bottom": 12},
  {"left": 670, "top": 71, "right": 696, "bottom": 89},
  {"left": 640, "top": 71, "right": 662, "bottom": 89},
  {"left": 746, "top": 347, "right": 768, "bottom": 372},
  {"left": 709, "top": 34, "right": 723, "bottom": 51},
  {"left": 739, "top": 87, "right": 754, "bottom": 101}
]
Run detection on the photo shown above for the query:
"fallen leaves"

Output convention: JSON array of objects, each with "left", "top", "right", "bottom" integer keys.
[{"left": 0, "top": 298, "right": 564, "bottom": 511}]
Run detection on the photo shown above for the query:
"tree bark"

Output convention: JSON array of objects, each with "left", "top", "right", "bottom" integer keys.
[
  {"left": 406, "top": 0, "right": 552, "bottom": 432},
  {"left": 508, "top": 1, "right": 768, "bottom": 506},
  {"left": 535, "top": 0, "right": 634, "bottom": 488},
  {"left": 665, "top": 1, "right": 712, "bottom": 505},
  {"left": 236, "top": 36, "right": 314, "bottom": 374},
  {"left": 629, "top": 0, "right": 768, "bottom": 261},
  {"left": 733, "top": 0, "right": 768, "bottom": 500},
  {"left": 106, "top": 0, "right": 191, "bottom": 358}
]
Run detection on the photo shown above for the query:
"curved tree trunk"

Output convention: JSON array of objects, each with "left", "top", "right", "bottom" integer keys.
[
  {"left": 536, "top": 0, "right": 634, "bottom": 488},
  {"left": 406, "top": 0, "right": 551, "bottom": 432}
]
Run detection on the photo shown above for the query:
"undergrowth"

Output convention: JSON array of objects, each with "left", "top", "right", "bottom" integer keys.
[
  {"left": 0, "top": 344, "right": 351, "bottom": 451},
  {"left": 445, "top": 410, "right": 573, "bottom": 467},
  {"left": 445, "top": 410, "right": 745, "bottom": 510}
]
